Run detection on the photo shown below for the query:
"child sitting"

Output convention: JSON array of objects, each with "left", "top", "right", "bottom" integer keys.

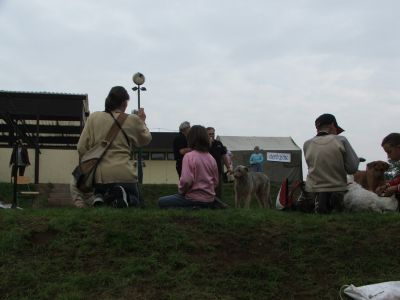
[
  {"left": 376, "top": 133, "right": 400, "bottom": 196},
  {"left": 158, "top": 125, "right": 222, "bottom": 209}
]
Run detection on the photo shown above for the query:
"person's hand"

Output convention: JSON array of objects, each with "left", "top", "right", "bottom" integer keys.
[
  {"left": 375, "top": 184, "right": 387, "bottom": 195},
  {"left": 383, "top": 185, "right": 397, "bottom": 197},
  {"left": 376, "top": 184, "right": 397, "bottom": 197},
  {"left": 137, "top": 108, "right": 146, "bottom": 122}
]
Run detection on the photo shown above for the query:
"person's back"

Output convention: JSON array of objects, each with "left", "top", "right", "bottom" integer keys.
[
  {"left": 79, "top": 111, "right": 151, "bottom": 183},
  {"left": 302, "top": 113, "right": 359, "bottom": 214},
  {"left": 75, "top": 86, "right": 152, "bottom": 208},
  {"left": 304, "top": 134, "right": 351, "bottom": 192},
  {"left": 159, "top": 125, "right": 221, "bottom": 209},
  {"left": 179, "top": 150, "right": 218, "bottom": 202}
]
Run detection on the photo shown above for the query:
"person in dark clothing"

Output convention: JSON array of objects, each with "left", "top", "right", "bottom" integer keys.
[
  {"left": 207, "top": 127, "right": 232, "bottom": 199},
  {"left": 173, "top": 121, "right": 191, "bottom": 178},
  {"left": 9, "top": 140, "right": 30, "bottom": 177}
]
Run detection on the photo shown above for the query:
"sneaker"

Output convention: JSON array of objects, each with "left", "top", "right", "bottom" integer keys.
[
  {"left": 93, "top": 195, "right": 105, "bottom": 207},
  {"left": 111, "top": 186, "right": 129, "bottom": 208},
  {"left": 213, "top": 197, "right": 229, "bottom": 209}
]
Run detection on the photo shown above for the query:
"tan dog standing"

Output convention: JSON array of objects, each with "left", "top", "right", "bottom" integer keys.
[
  {"left": 233, "top": 165, "right": 271, "bottom": 208},
  {"left": 353, "top": 160, "right": 390, "bottom": 193}
]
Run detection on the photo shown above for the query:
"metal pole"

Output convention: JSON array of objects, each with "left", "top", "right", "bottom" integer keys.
[
  {"left": 138, "top": 86, "right": 141, "bottom": 108},
  {"left": 12, "top": 141, "right": 18, "bottom": 208},
  {"left": 137, "top": 87, "right": 143, "bottom": 184}
]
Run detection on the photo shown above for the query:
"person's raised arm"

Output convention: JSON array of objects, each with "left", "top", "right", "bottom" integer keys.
[{"left": 340, "top": 136, "right": 359, "bottom": 174}]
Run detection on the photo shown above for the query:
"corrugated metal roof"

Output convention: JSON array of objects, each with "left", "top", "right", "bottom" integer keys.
[
  {"left": 0, "top": 90, "right": 88, "bottom": 97},
  {"left": 0, "top": 90, "right": 88, "bottom": 148},
  {"left": 217, "top": 136, "right": 301, "bottom": 151}
]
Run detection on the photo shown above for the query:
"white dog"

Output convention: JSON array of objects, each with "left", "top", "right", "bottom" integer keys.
[{"left": 344, "top": 180, "right": 398, "bottom": 213}]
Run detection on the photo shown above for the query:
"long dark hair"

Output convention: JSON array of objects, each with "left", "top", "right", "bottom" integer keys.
[
  {"left": 104, "top": 86, "right": 129, "bottom": 112},
  {"left": 187, "top": 125, "right": 210, "bottom": 152}
]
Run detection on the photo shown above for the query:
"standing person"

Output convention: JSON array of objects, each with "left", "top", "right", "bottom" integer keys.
[
  {"left": 9, "top": 140, "right": 30, "bottom": 177},
  {"left": 159, "top": 125, "right": 219, "bottom": 209},
  {"left": 302, "top": 113, "right": 359, "bottom": 214},
  {"left": 173, "top": 121, "right": 191, "bottom": 178},
  {"left": 376, "top": 133, "right": 400, "bottom": 196},
  {"left": 207, "top": 126, "right": 232, "bottom": 200},
  {"left": 249, "top": 146, "right": 264, "bottom": 172},
  {"left": 75, "top": 86, "right": 152, "bottom": 208},
  {"left": 224, "top": 149, "right": 235, "bottom": 183}
]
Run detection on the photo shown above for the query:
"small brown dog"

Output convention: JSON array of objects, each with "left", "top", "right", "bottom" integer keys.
[
  {"left": 353, "top": 160, "right": 390, "bottom": 193},
  {"left": 233, "top": 165, "right": 271, "bottom": 208}
]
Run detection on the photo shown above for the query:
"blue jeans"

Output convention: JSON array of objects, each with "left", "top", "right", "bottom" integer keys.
[
  {"left": 251, "top": 163, "right": 263, "bottom": 172},
  {"left": 159, "top": 193, "right": 212, "bottom": 209}
]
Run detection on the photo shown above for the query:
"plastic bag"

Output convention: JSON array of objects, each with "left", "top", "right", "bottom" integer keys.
[{"left": 340, "top": 281, "right": 400, "bottom": 300}]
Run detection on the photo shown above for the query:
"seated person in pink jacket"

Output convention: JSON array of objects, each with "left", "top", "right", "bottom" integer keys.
[{"left": 159, "top": 125, "right": 219, "bottom": 209}]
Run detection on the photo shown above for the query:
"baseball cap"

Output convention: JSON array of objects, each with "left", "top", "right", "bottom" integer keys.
[{"left": 315, "top": 113, "right": 344, "bottom": 134}]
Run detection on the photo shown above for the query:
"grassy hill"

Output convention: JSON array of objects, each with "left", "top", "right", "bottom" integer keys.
[{"left": 0, "top": 183, "right": 400, "bottom": 299}]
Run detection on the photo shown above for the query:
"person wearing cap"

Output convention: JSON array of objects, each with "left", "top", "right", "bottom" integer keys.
[
  {"left": 302, "top": 113, "right": 360, "bottom": 214},
  {"left": 173, "top": 121, "right": 191, "bottom": 178}
]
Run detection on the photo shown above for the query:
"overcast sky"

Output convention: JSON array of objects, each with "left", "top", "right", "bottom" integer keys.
[{"left": 1, "top": 0, "right": 399, "bottom": 175}]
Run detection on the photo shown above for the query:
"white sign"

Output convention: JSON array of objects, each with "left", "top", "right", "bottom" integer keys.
[{"left": 266, "top": 152, "right": 291, "bottom": 163}]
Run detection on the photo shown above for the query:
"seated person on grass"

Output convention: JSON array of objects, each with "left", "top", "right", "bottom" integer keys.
[
  {"left": 376, "top": 133, "right": 400, "bottom": 196},
  {"left": 158, "top": 125, "right": 224, "bottom": 209}
]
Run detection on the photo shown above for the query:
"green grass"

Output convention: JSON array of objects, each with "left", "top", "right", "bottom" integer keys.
[{"left": 0, "top": 183, "right": 399, "bottom": 299}]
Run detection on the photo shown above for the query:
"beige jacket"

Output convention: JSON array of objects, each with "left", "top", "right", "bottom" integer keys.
[
  {"left": 303, "top": 134, "right": 359, "bottom": 192},
  {"left": 77, "top": 111, "right": 152, "bottom": 184}
]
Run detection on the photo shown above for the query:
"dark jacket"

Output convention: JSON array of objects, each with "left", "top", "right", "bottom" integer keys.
[{"left": 10, "top": 145, "right": 30, "bottom": 166}]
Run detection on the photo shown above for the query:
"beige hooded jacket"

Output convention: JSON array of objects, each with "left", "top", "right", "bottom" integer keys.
[{"left": 77, "top": 111, "right": 152, "bottom": 184}]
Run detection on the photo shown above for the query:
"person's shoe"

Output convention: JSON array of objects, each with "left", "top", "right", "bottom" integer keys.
[
  {"left": 93, "top": 195, "right": 105, "bottom": 207},
  {"left": 112, "top": 186, "right": 129, "bottom": 208},
  {"left": 213, "top": 197, "right": 229, "bottom": 209}
]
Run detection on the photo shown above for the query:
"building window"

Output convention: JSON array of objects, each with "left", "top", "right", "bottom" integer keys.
[
  {"left": 167, "top": 152, "right": 174, "bottom": 160},
  {"left": 151, "top": 152, "right": 166, "bottom": 160},
  {"left": 134, "top": 152, "right": 149, "bottom": 160}
]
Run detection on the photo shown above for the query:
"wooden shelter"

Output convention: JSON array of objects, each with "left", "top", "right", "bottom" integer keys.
[{"left": 0, "top": 90, "right": 89, "bottom": 183}]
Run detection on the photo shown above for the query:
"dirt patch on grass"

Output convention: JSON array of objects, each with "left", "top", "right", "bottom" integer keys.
[
  {"left": 20, "top": 216, "right": 58, "bottom": 245},
  {"left": 29, "top": 230, "right": 58, "bottom": 245},
  {"left": 170, "top": 215, "right": 202, "bottom": 226}
]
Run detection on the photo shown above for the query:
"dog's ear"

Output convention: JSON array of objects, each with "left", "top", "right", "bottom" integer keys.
[{"left": 244, "top": 166, "right": 249, "bottom": 172}]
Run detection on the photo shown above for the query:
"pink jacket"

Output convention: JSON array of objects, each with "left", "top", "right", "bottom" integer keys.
[{"left": 179, "top": 150, "right": 219, "bottom": 202}]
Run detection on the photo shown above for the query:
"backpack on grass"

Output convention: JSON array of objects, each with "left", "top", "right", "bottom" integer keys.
[{"left": 276, "top": 178, "right": 305, "bottom": 210}]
